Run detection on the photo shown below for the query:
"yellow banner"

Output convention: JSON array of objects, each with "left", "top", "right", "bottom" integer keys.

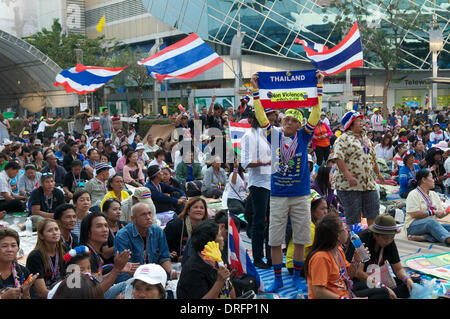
[{"left": 270, "top": 91, "right": 308, "bottom": 102}]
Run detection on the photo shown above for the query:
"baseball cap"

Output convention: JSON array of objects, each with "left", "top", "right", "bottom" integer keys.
[{"left": 133, "top": 264, "right": 167, "bottom": 287}]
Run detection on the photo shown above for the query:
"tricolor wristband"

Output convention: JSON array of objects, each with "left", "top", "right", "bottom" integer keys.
[
  {"left": 317, "top": 84, "right": 323, "bottom": 96},
  {"left": 339, "top": 296, "right": 348, "bottom": 299},
  {"left": 252, "top": 90, "right": 260, "bottom": 99}
]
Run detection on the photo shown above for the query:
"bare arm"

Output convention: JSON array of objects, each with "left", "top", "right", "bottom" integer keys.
[
  {"left": 207, "top": 95, "right": 216, "bottom": 117},
  {"left": 31, "top": 205, "right": 54, "bottom": 218}
]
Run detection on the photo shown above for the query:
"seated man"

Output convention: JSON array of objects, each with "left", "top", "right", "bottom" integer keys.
[
  {"left": 0, "top": 161, "right": 26, "bottom": 213},
  {"left": 63, "top": 160, "right": 89, "bottom": 201},
  {"left": 145, "top": 165, "right": 187, "bottom": 215},
  {"left": 18, "top": 164, "right": 41, "bottom": 198},
  {"left": 29, "top": 173, "right": 65, "bottom": 218},
  {"left": 41, "top": 153, "right": 67, "bottom": 187},
  {"left": 114, "top": 202, "right": 179, "bottom": 281},
  {"left": 84, "top": 163, "right": 111, "bottom": 212},
  {"left": 83, "top": 148, "right": 99, "bottom": 179}
]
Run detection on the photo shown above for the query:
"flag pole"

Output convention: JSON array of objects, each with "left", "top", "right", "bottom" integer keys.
[{"left": 227, "top": 210, "right": 230, "bottom": 266}]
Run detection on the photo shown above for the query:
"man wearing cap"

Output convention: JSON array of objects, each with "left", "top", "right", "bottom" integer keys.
[
  {"left": 115, "top": 202, "right": 178, "bottom": 280},
  {"left": 345, "top": 214, "right": 416, "bottom": 299},
  {"left": 370, "top": 108, "right": 384, "bottom": 133},
  {"left": 265, "top": 108, "right": 279, "bottom": 127},
  {"left": 430, "top": 123, "right": 446, "bottom": 145},
  {"left": 250, "top": 70, "right": 324, "bottom": 292},
  {"left": 333, "top": 110, "right": 385, "bottom": 230},
  {"left": 120, "top": 187, "right": 157, "bottom": 225},
  {"left": 84, "top": 163, "right": 112, "bottom": 212},
  {"left": 145, "top": 165, "right": 186, "bottom": 215},
  {"left": 399, "top": 150, "right": 420, "bottom": 199},
  {"left": 73, "top": 109, "right": 90, "bottom": 140},
  {"left": 53, "top": 126, "right": 65, "bottom": 140}
]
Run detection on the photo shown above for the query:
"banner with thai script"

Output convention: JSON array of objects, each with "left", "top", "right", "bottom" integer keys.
[{"left": 257, "top": 69, "right": 318, "bottom": 109}]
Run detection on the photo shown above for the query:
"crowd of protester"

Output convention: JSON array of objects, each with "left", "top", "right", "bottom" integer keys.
[{"left": 0, "top": 71, "right": 449, "bottom": 299}]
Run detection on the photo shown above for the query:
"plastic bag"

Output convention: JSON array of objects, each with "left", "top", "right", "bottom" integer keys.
[{"left": 409, "top": 278, "right": 440, "bottom": 299}]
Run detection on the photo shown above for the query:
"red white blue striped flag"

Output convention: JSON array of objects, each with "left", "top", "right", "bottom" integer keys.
[
  {"left": 297, "top": 22, "right": 363, "bottom": 75},
  {"left": 137, "top": 33, "right": 224, "bottom": 82},
  {"left": 228, "top": 215, "right": 264, "bottom": 291},
  {"left": 54, "top": 64, "right": 127, "bottom": 94}
]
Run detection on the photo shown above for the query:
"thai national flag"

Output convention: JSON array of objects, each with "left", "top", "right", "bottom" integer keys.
[
  {"left": 229, "top": 122, "right": 251, "bottom": 151},
  {"left": 54, "top": 64, "right": 127, "bottom": 94},
  {"left": 228, "top": 215, "right": 264, "bottom": 291},
  {"left": 297, "top": 22, "right": 363, "bottom": 75},
  {"left": 138, "top": 33, "right": 224, "bottom": 82},
  {"left": 294, "top": 38, "right": 328, "bottom": 53}
]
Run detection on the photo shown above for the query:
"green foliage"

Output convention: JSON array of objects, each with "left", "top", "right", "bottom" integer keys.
[
  {"left": 108, "top": 47, "right": 153, "bottom": 114},
  {"left": 24, "top": 19, "right": 121, "bottom": 69}
]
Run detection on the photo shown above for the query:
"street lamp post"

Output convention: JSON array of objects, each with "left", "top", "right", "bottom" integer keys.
[{"left": 429, "top": 27, "right": 443, "bottom": 109}]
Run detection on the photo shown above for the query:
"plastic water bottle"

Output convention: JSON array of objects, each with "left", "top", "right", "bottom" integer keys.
[
  {"left": 296, "top": 289, "right": 306, "bottom": 299},
  {"left": 25, "top": 217, "right": 33, "bottom": 235},
  {"left": 350, "top": 231, "right": 370, "bottom": 263}
]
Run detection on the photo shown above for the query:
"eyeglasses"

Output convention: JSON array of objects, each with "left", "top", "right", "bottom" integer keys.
[{"left": 42, "top": 173, "right": 54, "bottom": 176}]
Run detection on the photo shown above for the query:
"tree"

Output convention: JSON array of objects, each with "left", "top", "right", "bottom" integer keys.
[
  {"left": 322, "top": 1, "right": 429, "bottom": 115},
  {"left": 25, "top": 19, "right": 121, "bottom": 69},
  {"left": 108, "top": 47, "right": 153, "bottom": 114}
]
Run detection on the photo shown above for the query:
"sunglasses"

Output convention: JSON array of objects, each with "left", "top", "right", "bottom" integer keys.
[{"left": 42, "top": 173, "right": 54, "bottom": 176}]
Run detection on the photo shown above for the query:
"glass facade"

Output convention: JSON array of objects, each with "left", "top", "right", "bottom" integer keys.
[{"left": 140, "top": 0, "right": 449, "bottom": 70}]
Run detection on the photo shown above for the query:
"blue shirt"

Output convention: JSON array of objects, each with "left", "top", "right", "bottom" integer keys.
[
  {"left": 114, "top": 222, "right": 170, "bottom": 265},
  {"left": 266, "top": 125, "right": 314, "bottom": 197},
  {"left": 186, "top": 165, "right": 194, "bottom": 182},
  {"left": 399, "top": 164, "right": 420, "bottom": 196}
]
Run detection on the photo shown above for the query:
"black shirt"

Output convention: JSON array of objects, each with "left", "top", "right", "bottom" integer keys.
[
  {"left": 0, "top": 263, "right": 30, "bottom": 289},
  {"left": 164, "top": 216, "right": 189, "bottom": 260},
  {"left": 61, "top": 232, "right": 79, "bottom": 253},
  {"left": 63, "top": 170, "right": 89, "bottom": 193},
  {"left": 177, "top": 252, "right": 231, "bottom": 299},
  {"left": 103, "top": 221, "right": 128, "bottom": 265},
  {"left": 206, "top": 115, "right": 225, "bottom": 132},
  {"left": 26, "top": 249, "right": 64, "bottom": 298},
  {"left": 29, "top": 187, "right": 65, "bottom": 214},
  {"left": 106, "top": 151, "right": 119, "bottom": 168},
  {"left": 345, "top": 229, "right": 400, "bottom": 272}
]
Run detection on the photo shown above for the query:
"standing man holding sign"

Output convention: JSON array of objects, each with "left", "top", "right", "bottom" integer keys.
[{"left": 251, "top": 70, "right": 324, "bottom": 292}]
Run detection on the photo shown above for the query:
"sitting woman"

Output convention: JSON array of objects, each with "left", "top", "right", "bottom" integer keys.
[
  {"left": 311, "top": 165, "right": 344, "bottom": 215},
  {"left": 149, "top": 149, "right": 168, "bottom": 169},
  {"left": 392, "top": 143, "right": 407, "bottom": 180},
  {"left": 201, "top": 156, "right": 227, "bottom": 199},
  {"left": 374, "top": 133, "right": 394, "bottom": 163},
  {"left": 26, "top": 218, "right": 66, "bottom": 299},
  {"left": 286, "top": 190, "right": 328, "bottom": 275},
  {"left": 305, "top": 214, "right": 389, "bottom": 299},
  {"left": 101, "top": 198, "right": 128, "bottom": 265},
  {"left": 345, "top": 214, "right": 417, "bottom": 299},
  {"left": 227, "top": 159, "right": 247, "bottom": 216},
  {"left": 164, "top": 197, "right": 208, "bottom": 262},
  {"left": 399, "top": 150, "right": 421, "bottom": 199},
  {"left": 176, "top": 219, "right": 236, "bottom": 299},
  {"left": 101, "top": 174, "right": 130, "bottom": 211},
  {"left": 54, "top": 203, "right": 79, "bottom": 252},
  {"left": 72, "top": 190, "right": 92, "bottom": 239},
  {"left": 424, "top": 147, "right": 446, "bottom": 194},
  {"left": 161, "top": 167, "right": 183, "bottom": 192},
  {"left": 122, "top": 150, "right": 145, "bottom": 188},
  {"left": 405, "top": 169, "right": 450, "bottom": 244},
  {"left": 0, "top": 228, "right": 38, "bottom": 299}
]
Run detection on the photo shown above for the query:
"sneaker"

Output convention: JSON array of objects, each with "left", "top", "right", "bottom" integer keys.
[{"left": 253, "top": 259, "right": 271, "bottom": 269}]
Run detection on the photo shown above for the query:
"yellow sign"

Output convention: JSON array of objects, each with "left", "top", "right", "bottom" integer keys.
[{"left": 270, "top": 91, "right": 307, "bottom": 102}]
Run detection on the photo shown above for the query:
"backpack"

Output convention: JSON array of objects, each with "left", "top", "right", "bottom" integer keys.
[{"left": 231, "top": 274, "right": 259, "bottom": 297}]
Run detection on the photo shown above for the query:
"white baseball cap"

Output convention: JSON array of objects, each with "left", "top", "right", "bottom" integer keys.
[{"left": 133, "top": 264, "right": 167, "bottom": 287}]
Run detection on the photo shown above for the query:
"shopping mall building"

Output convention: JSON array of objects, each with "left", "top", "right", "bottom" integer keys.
[{"left": 0, "top": 0, "right": 448, "bottom": 115}]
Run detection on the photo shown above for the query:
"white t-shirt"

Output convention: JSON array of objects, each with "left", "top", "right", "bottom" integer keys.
[
  {"left": 227, "top": 173, "right": 247, "bottom": 201},
  {"left": 0, "top": 171, "right": 13, "bottom": 200},
  {"left": 37, "top": 121, "right": 48, "bottom": 133},
  {"left": 374, "top": 144, "right": 394, "bottom": 161},
  {"left": 149, "top": 159, "right": 167, "bottom": 169},
  {"left": 444, "top": 157, "right": 450, "bottom": 187},
  {"left": 405, "top": 188, "right": 443, "bottom": 230}
]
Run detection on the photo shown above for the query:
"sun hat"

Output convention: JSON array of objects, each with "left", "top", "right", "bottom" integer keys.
[
  {"left": 265, "top": 108, "right": 276, "bottom": 114},
  {"left": 341, "top": 110, "right": 363, "bottom": 131},
  {"left": 135, "top": 143, "right": 145, "bottom": 151},
  {"left": 33, "top": 139, "right": 42, "bottom": 145},
  {"left": 435, "top": 141, "right": 449, "bottom": 152},
  {"left": 3, "top": 139, "right": 12, "bottom": 145},
  {"left": 132, "top": 264, "right": 167, "bottom": 287},
  {"left": 373, "top": 108, "right": 379, "bottom": 112},
  {"left": 310, "top": 190, "right": 322, "bottom": 202},
  {"left": 284, "top": 108, "right": 303, "bottom": 123},
  {"left": 369, "top": 214, "right": 399, "bottom": 235},
  {"left": 23, "top": 131, "right": 30, "bottom": 135}
]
